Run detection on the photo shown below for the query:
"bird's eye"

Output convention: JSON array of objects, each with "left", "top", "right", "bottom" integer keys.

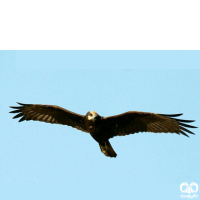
[{"left": 89, "top": 113, "right": 93, "bottom": 117}]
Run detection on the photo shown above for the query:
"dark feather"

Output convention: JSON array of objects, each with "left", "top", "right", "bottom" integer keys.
[
  {"left": 9, "top": 109, "right": 21, "bottom": 113},
  {"left": 175, "top": 119, "right": 195, "bottom": 123},
  {"left": 13, "top": 113, "right": 23, "bottom": 119},
  {"left": 160, "top": 113, "right": 183, "bottom": 117},
  {"left": 178, "top": 122, "right": 197, "bottom": 129},
  {"left": 179, "top": 130, "right": 190, "bottom": 137}
]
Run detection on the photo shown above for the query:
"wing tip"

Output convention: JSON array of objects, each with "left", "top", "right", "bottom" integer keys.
[{"left": 161, "top": 113, "right": 197, "bottom": 136}]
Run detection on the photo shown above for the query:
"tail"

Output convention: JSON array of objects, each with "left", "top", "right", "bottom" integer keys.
[{"left": 99, "top": 141, "right": 117, "bottom": 158}]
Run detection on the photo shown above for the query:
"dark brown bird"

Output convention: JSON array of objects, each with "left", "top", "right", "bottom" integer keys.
[{"left": 10, "top": 102, "right": 197, "bottom": 158}]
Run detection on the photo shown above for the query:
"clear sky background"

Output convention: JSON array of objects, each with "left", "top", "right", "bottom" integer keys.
[{"left": 0, "top": 51, "right": 200, "bottom": 200}]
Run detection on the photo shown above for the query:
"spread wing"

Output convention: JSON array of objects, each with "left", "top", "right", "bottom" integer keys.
[
  {"left": 10, "top": 102, "right": 88, "bottom": 133},
  {"left": 103, "top": 111, "right": 197, "bottom": 138}
]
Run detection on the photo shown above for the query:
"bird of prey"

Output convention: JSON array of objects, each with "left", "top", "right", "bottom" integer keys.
[{"left": 10, "top": 102, "right": 197, "bottom": 158}]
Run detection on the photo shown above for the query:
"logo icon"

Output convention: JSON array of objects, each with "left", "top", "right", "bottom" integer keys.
[{"left": 180, "top": 182, "right": 198, "bottom": 199}]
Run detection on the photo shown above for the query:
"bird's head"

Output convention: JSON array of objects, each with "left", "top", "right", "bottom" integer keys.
[{"left": 86, "top": 111, "right": 100, "bottom": 122}]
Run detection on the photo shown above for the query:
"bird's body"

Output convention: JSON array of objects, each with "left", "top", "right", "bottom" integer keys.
[
  {"left": 10, "top": 103, "right": 197, "bottom": 158},
  {"left": 85, "top": 111, "right": 117, "bottom": 157}
]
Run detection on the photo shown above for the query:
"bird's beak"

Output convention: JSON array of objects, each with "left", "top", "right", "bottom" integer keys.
[
  {"left": 93, "top": 115, "right": 99, "bottom": 122},
  {"left": 92, "top": 117, "right": 97, "bottom": 122}
]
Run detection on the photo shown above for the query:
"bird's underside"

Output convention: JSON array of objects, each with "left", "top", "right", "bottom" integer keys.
[{"left": 10, "top": 102, "right": 197, "bottom": 158}]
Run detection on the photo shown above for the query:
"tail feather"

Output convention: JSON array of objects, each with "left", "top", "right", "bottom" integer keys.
[{"left": 99, "top": 141, "right": 117, "bottom": 158}]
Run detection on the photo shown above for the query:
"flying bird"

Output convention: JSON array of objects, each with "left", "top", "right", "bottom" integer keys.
[{"left": 10, "top": 102, "right": 197, "bottom": 158}]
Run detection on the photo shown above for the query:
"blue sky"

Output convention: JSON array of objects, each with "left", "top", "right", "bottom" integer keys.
[{"left": 1, "top": 51, "right": 200, "bottom": 200}]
